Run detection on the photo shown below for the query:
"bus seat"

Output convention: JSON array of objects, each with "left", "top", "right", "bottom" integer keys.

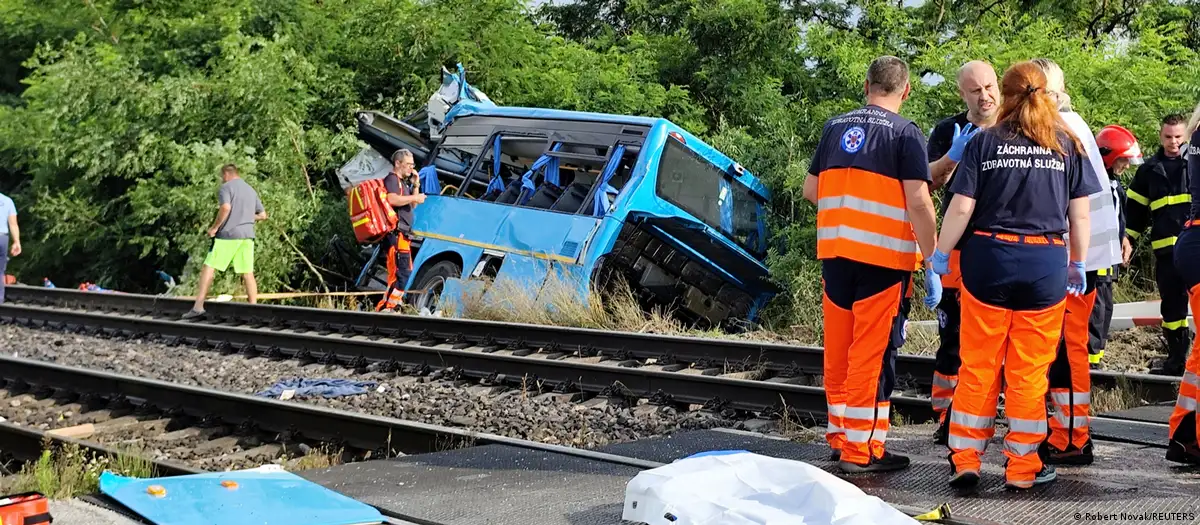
[
  {"left": 526, "top": 183, "right": 564, "bottom": 209},
  {"left": 495, "top": 179, "right": 524, "bottom": 204},
  {"left": 550, "top": 182, "right": 591, "bottom": 213}
]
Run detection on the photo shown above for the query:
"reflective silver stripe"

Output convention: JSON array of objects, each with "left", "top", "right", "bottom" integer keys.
[
  {"left": 948, "top": 435, "right": 988, "bottom": 452},
  {"left": 932, "top": 397, "right": 951, "bottom": 410},
  {"left": 818, "top": 195, "right": 909, "bottom": 222},
  {"left": 845, "top": 428, "right": 886, "bottom": 443},
  {"left": 1007, "top": 417, "right": 1047, "bottom": 434},
  {"left": 1053, "top": 412, "right": 1090, "bottom": 429},
  {"left": 1051, "top": 391, "right": 1091, "bottom": 406},
  {"left": 1178, "top": 395, "right": 1197, "bottom": 412},
  {"left": 1090, "top": 195, "right": 1108, "bottom": 212},
  {"left": 950, "top": 411, "right": 994, "bottom": 429},
  {"left": 844, "top": 406, "right": 876, "bottom": 420},
  {"left": 1005, "top": 440, "right": 1041, "bottom": 456},
  {"left": 844, "top": 405, "right": 890, "bottom": 421},
  {"left": 932, "top": 375, "right": 958, "bottom": 389},
  {"left": 817, "top": 226, "right": 920, "bottom": 255},
  {"left": 1090, "top": 226, "right": 1119, "bottom": 251},
  {"left": 827, "top": 404, "right": 845, "bottom": 433},
  {"left": 1184, "top": 372, "right": 1200, "bottom": 388}
]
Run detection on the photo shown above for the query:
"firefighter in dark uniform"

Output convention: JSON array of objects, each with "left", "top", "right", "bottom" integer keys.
[
  {"left": 376, "top": 149, "right": 426, "bottom": 312},
  {"left": 1166, "top": 107, "right": 1200, "bottom": 465},
  {"left": 1126, "top": 114, "right": 1194, "bottom": 376},
  {"left": 932, "top": 61, "right": 1100, "bottom": 490},
  {"left": 925, "top": 60, "right": 999, "bottom": 444},
  {"left": 803, "top": 56, "right": 941, "bottom": 474},
  {"left": 1092, "top": 125, "right": 1144, "bottom": 367}
]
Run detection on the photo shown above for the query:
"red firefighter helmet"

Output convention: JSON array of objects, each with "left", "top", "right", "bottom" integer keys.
[{"left": 1095, "top": 125, "right": 1144, "bottom": 170}]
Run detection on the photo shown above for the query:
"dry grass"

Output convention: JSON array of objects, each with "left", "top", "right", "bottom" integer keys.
[
  {"left": 448, "top": 271, "right": 690, "bottom": 334},
  {"left": 1091, "top": 385, "right": 1147, "bottom": 413},
  {"left": 281, "top": 445, "right": 345, "bottom": 471},
  {"left": 1, "top": 442, "right": 155, "bottom": 499}
]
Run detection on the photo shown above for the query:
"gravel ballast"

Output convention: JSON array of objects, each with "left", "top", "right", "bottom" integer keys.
[{"left": 1, "top": 323, "right": 735, "bottom": 449}]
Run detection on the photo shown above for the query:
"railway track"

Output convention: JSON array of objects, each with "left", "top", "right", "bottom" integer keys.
[
  {"left": 1, "top": 286, "right": 1183, "bottom": 425},
  {"left": 0, "top": 355, "right": 1006, "bottom": 525}
]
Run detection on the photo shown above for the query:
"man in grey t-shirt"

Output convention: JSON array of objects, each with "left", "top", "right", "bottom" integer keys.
[
  {"left": 0, "top": 192, "right": 21, "bottom": 304},
  {"left": 183, "top": 164, "right": 267, "bottom": 319}
]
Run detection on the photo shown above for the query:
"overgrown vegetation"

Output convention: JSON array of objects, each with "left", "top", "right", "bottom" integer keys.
[
  {"left": 1, "top": 442, "right": 155, "bottom": 499},
  {"left": 3, "top": 0, "right": 1198, "bottom": 339}
]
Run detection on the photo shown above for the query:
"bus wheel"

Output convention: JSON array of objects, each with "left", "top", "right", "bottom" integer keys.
[{"left": 410, "top": 260, "right": 462, "bottom": 313}]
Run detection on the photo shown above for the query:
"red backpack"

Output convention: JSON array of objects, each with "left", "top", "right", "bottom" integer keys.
[
  {"left": 347, "top": 178, "right": 398, "bottom": 244},
  {"left": 0, "top": 492, "right": 52, "bottom": 525}
]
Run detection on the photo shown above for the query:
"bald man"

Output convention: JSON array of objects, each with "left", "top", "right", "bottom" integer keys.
[{"left": 926, "top": 60, "right": 1000, "bottom": 445}]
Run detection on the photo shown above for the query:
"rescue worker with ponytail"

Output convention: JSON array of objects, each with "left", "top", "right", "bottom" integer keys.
[
  {"left": 1032, "top": 58, "right": 1120, "bottom": 466},
  {"left": 1165, "top": 103, "right": 1200, "bottom": 465},
  {"left": 803, "top": 55, "right": 942, "bottom": 473},
  {"left": 931, "top": 61, "right": 1099, "bottom": 490}
]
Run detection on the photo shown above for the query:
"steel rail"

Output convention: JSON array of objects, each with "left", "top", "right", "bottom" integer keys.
[
  {"left": 0, "top": 420, "right": 202, "bottom": 477},
  {"left": 6, "top": 286, "right": 1181, "bottom": 403},
  {"left": 4, "top": 286, "right": 908, "bottom": 381},
  {"left": 0, "top": 357, "right": 992, "bottom": 525},
  {"left": 0, "top": 302, "right": 936, "bottom": 422}
]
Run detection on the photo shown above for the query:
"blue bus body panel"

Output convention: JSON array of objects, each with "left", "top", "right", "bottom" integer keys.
[
  {"left": 405, "top": 237, "right": 482, "bottom": 290},
  {"left": 609, "top": 122, "right": 771, "bottom": 278}
]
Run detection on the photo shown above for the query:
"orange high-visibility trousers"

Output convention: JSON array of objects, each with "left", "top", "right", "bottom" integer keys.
[
  {"left": 948, "top": 287, "right": 1065, "bottom": 487},
  {"left": 375, "top": 234, "right": 413, "bottom": 312},
  {"left": 1167, "top": 283, "right": 1200, "bottom": 446},
  {"left": 822, "top": 258, "right": 908, "bottom": 466},
  {"left": 1046, "top": 273, "right": 1097, "bottom": 453}
]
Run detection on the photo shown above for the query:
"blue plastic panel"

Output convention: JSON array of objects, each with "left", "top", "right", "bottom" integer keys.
[{"left": 98, "top": 468, "right": 383, "bottom": 525}]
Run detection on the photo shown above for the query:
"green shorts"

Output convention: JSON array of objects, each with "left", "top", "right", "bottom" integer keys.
[{"left": 204, "top": 238, "right": 255, "bottom": 274}]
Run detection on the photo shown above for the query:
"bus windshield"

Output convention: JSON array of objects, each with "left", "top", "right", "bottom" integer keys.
[{"left": 655, "top": 138, "right": 769, "bottom": 259}]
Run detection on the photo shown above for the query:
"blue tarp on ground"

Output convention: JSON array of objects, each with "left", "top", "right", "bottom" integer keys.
[
  {"left": 99, "top": 467, "right": 384, "bottom": 525},
  {"left": 254, "top": 378, "right": 378, "bottom": 399}
]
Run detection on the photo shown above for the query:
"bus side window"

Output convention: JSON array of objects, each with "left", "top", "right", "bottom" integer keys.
[{"left": 467, "top": 135, "right": 547, "bottom": 203}]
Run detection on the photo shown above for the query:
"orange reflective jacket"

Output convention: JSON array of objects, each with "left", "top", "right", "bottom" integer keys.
[{"left": 816, "top": 167, "right": 919, "bottom": 271}]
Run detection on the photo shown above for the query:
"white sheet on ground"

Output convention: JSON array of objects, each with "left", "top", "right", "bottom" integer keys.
[{"left": 622, "top": 451, "right": 918, "bottom": 525}]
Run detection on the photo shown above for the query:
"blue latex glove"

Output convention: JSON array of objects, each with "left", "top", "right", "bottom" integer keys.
[
  {"left": 924, "top": 269, "right": 943, "bottom": 309},
  {"left": 1067, "top": 260, "right": 1086, "bottom": 296},
  {"left": 930, "top": 249, "right": 952, "bottom": 276},
  {"left": 947, "top": 123, "right": 980, "bottom": 163}
]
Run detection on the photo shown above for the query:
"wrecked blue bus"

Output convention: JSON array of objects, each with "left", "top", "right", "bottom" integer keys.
[{"left": 337, "top": 68, "right": 779, "bottom": 327}]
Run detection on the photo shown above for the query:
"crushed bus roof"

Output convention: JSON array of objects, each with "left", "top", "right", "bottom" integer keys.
[{"left": 444, "top": 101, "right": 664, "bottom": 128}]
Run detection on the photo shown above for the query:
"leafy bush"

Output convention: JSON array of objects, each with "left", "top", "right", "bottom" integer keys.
[{"left": 2, "top": 0, "right": 1198, "bottom": 339}]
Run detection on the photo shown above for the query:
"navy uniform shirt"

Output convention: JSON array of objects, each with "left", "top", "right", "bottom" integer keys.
[
  {"left": 809, "top": 105, "right": 931, "bottom": 183},
  {"left": 1189, "top": 128, "right": 1200, "bottom": 220},
  {"left": 948, "top": 123, "right": 1101, "bottom": 236},
  {"left": 928, "top": 112, "right": 972, "bottom": 248}
]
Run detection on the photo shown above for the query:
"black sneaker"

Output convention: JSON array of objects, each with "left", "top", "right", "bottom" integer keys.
[
  {"left": 1040, "top": 439, "right": 1094, "bottom": 466},
  {"left": 830, "top": 449, "right": 841, "bottom": 461},
  {"left": 1005, "top": 464, "right": 1056, "bottom": 490},
  {"left": 1165, "top": 440, "right": 1200, "bottom": 465},
  {"left": 838, "top": 451, "right": 910, "bottom": 473},
  {"left": 181, "top": 309, "right": 206, "bottom": 320},
  {"left": 948, "top": 467, "right": 980, "bottom": 489}
]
